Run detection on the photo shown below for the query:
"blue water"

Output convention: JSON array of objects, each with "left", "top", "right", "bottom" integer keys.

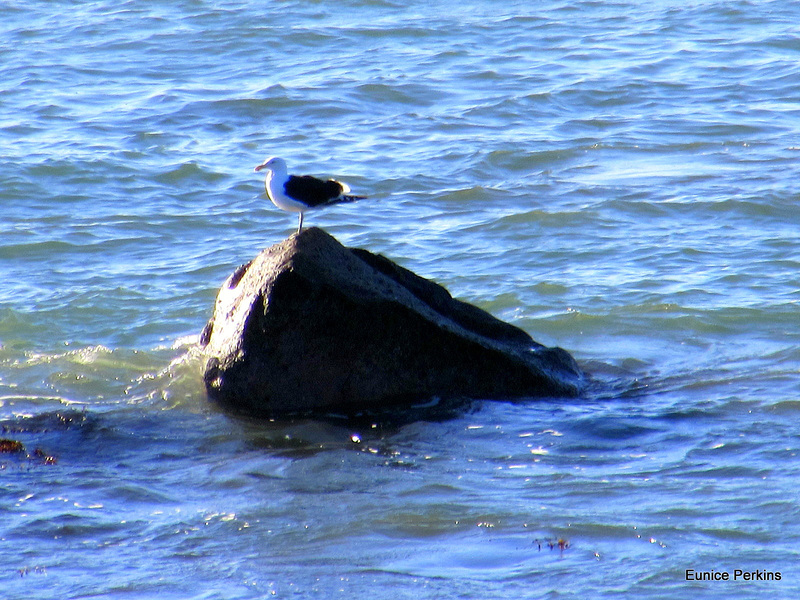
[{"left": 2, "top": 1, "right": 800, "bottom": 598}]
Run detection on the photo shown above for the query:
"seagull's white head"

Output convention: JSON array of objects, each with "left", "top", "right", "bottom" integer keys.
[{"left": 254, "top": 156, "right": 287, "bottom": 174}]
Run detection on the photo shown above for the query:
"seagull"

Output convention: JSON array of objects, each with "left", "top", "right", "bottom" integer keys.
[{"left": 254, "top": 157, "right": 366, "bottom": 234}]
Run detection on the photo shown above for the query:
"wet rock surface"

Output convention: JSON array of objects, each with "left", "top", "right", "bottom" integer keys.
[{"left": 200, "top": 227, "right": 584, "bottom": 415}]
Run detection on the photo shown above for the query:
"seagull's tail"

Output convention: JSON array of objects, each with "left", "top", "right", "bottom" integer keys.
[{"left": 330, "top": 194, "right": 367, "bottom": 205}]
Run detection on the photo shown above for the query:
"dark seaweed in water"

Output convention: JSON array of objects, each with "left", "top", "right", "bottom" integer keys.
[
  {"left": 0, "top": 438, "right": 57, "bottom": 465},
  {"left": 0, "top": 409, "right": 95, "bottom": 466},
  {"left": 0, "top": 439, "right": 25, "bottom": 453}
]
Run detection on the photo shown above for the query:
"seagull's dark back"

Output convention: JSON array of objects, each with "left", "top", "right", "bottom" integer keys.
[{"left": 285, "top": 175, "right": 347, "bottom": 207}]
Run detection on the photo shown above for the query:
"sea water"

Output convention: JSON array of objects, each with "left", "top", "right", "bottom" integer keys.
[{"left": 2, "top": 1, "right": 799, "bottom": 598}]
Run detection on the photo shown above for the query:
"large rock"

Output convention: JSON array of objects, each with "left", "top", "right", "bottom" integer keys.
[{"left": 200, "top": 228, "right": 584, "bottom": 415}]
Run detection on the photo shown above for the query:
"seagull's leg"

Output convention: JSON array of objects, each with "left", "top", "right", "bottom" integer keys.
[{"left": 297, "top": 212, "right": 304, "bottom": 234}]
